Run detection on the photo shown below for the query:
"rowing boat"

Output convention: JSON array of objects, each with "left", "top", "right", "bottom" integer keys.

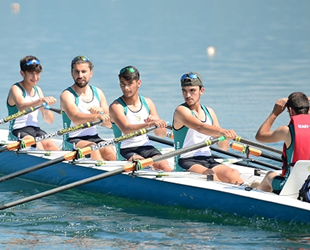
[{"left": 0, "top": 129, "right": 310, "bottom": 224}]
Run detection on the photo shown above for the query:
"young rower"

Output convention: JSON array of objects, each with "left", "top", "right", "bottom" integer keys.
[
  {"left": 172, "top": 71, "right": 245, "bottom": 185},
  {"left": 60, "top": 55, "right": 116, "bottom": 161},
  {"left": 109, "top": 66, "right": 172, "bottom": 171},
  {"left": 6, "top": 55, "right": 59, "bottom": 151}
]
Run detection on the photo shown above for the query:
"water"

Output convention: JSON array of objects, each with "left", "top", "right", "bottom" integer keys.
[{"left": 0, "top": 0, "right": 310, "bottom": 248}]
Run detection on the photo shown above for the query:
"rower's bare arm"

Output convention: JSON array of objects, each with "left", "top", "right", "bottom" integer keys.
[
  {"left": 174, "top": 106, "right": 223, "bottom": 138},
  {"left": 8, "top": 85, "right": 44, "bottom": 110},
  {"left": 109, "top": 101, "right": 147, "bottom": 134},
  {"left": 256, "top": 98, "right": 288, "bottom": 143},
  {"left": 60, "top": 90, "right": 104, "bottom": 124},
  {"left": 37, "top": 87, "right": 56, "bottom": 124}
]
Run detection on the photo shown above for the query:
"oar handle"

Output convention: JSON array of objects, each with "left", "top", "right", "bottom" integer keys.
[
  {"left": 46, "top": 107, "right": 62, "bottom": 114},
  {"left": 0, "top": 104, "right": 44, "bottom": 124},
  {"left": 234, "top": 136, "right": 282, "bottom": 155}
]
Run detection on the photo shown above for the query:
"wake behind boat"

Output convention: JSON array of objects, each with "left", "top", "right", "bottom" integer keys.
[{"left": 0, "top": 129, "right": 310, "bottom": 224}]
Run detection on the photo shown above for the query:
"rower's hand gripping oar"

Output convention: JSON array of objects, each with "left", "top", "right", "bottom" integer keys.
[
  {"left": 0, "top": 136, "right": 226, "bottom": 210},
  {"left": 0, "top": 120, "right": 103, "bottom": 153},
  {"left": 0, "top": 126, "right": 158, "bottom": 184},
  {"left": 0, "top": 103, "right": 45, "bottom": 125}
]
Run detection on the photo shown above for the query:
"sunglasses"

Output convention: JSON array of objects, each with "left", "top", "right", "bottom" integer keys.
[
  {"left": 24, "top": 59, "right": 40, "bottom": 66},
  {"left": 180, "top": 73, "right": 201, "bottom": 82},
  {"left": 71, "top": 56, "right": 90, "bottom": 64},
  {"left": 120, "top": 67, "right": 136, "bottom": 74}
]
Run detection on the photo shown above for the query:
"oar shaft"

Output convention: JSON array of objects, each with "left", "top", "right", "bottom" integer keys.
[
  {"left": 133, "top": 171, "right": 206, "bottom": 179},
  {"left": 212, "top": 147, "right": 281, "bottom": 170},
  {"left": 4, "top": 120, "right": 103, "bottom": 152},
  {"left": 0, "top": 147, "right": 93, "bottom": 183},
  {"left": 0, "top": 104, "right": 44, "bottom": 124},
  {"left": 34, "top": 120, "right": 102, "bottom": 143},
  {"left": 90, "top": 127, "right": 156, "bottom": 152},
  {"left": 234, "top": 137, "right": 282, "bottom": 155},
  {"left": 0, "top": 167, "right": 124, "bottom": 210},
  {"left": 230, "top": 142, "right": 282, "bottom": 162},
  {"left": 148, "top": 135, "right": 173, "bottom": 146},
  {"left": 0, "top": 157, "right": 65, "bottom": 183},
  {"left": 155, "top": 136, "right": 226, "bottom": 163}
]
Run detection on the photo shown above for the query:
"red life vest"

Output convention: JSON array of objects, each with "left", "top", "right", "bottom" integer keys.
[{"left": 282, "top": 114, "right": 310, "bottom": 176}]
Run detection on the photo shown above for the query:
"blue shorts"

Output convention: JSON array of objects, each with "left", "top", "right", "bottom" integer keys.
[
  {"left": 120, "top": 145, "right": 162, "bottom": 160},
  {"left": 271, "top": 175, "right": 287, "bottom": 195},
  {"left": 12, "top": 126, "right": 47, "bottom": 138},
  {"left": 67, "top": 134, "right": 104, "bottom": 145},
  {"left": 178, "top": 156, "right": 220, "bottom": 170}
]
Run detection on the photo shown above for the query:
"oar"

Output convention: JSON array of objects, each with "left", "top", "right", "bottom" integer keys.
[
  {"left": 132, "top": 171, "right": 208, "bottom": 179},
  {"left": 234, "top": 136, "right": 282, "bottom": 155},
  {"left": 148, "top": 135, "right": 281, "bottom": 170},
  {"left": 0, "top": 126, "right": 158, "bottom": 184},
  {"left": 0, "top": 136, "right": 225, "bottom": 210},
  {"left": 0, "top": 120, "right": 103, "bottom": 153},
  {"left": 148, "top": 134, "right": 173, "bottom": 146},
  {"left": 230, "top": 142, "right": 282, "bottom": 162},
  {"left": 45, "top": 106, "right": 62, "bottom": 114},
  {"left": 213, "top": 147, "right": 281, "bottom": 170},
  {"left": 0, "top": 104, "right": 44, "bottom": 124}
]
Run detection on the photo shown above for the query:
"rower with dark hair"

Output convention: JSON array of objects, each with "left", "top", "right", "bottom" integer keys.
[
  {"left": 255, "top": 92, "right": 310, "bottom": 193},
  {"left": 109, "top": 66, "right": 172, "bottom": 171},
  {"left": 60, "top": 55, "right": 116, "bottom": 161},
  {"left": 172, "top": 71, "right": 246, "bottom": 185},
  {"left": 6, "top": 55, "right": 59, "bottom": 150}
]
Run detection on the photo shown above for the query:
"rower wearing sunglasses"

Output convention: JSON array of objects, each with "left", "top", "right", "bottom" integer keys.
[
  {"left": 172, "top": 72, "right": 245, "bottom": 185},
  {"left": 6, "top": 55, "right": 59, "bottom": 151},
  {"left": 109, "top": 66, "right": 172, "bottom": 171},
  {"left": 60, "top": 56, "right": 116, "bottom": 161}
]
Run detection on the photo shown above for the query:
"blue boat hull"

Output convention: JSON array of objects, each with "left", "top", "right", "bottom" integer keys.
[{"left": 0, "top": 151, "right": 310, "bottom": 224}]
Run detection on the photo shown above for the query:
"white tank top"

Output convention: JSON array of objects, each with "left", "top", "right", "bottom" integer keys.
[
  {"left": 68, "top": 92, "right": 99, "bottom": 138},
  {"left": 176, "top": 106, "right": 213, "bottom": 159},
  {"left": 120, "top": 100, "right": 151, "bottom": 149},
  {"left": 13, "top": 89, "right": 39, "bottom": 129}
]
